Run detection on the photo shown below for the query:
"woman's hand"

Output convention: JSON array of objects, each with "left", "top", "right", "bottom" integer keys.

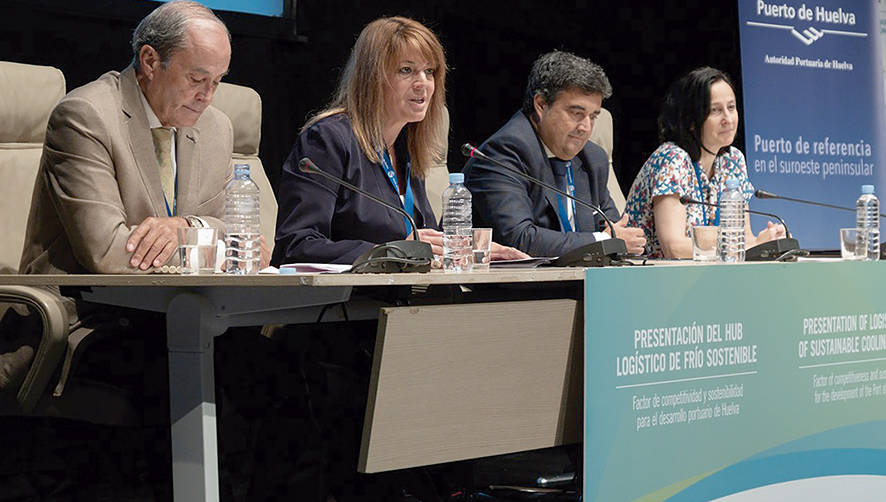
[
  {"left": 409, "top": 228, "right": 528, "bottom": 263},
  {"left": 754, "top": 221, "right": 786, "bottom": 245},
  {"left": 259, "top": 235, "right": 272, "bottom": 269},
  {"left": 411, "top": 228, "right": 444, "bottom": 256}
]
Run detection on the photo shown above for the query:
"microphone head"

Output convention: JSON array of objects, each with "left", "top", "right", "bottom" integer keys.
[
  {"left": 298, "top": 158, "right": 316, "bottom": 173},
  {"left": 754, "top": 189, "right": 777, "bottom": 199},
  {"left": 678, "top": 195, "right": 690, "bottom": 205},
  {"left": 461, "top": 143, "right": 480, "bottom": 157}
]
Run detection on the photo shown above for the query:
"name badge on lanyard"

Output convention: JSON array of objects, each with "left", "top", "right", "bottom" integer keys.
[
  {"left": 556, "top": 160, "right": 577, "bottom": 233},
  {"left": 379, "top": 149, "right": 415, "bottom": 236}
]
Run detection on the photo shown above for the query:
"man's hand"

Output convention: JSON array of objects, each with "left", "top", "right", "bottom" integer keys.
[
  {"left": 606, "top": 214, "right": 647, "bottom": 255},
  {"left": 490, "top": 242, "right": 529, "bottom": 261},
  {"left": 126, "top": 216, "right": 189, "bottom": 270},
  {"left": 411, "top": 228, "right": 529, "bottom": 265}
]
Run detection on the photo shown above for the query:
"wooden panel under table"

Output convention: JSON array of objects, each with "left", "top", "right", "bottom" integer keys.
[{"left": 359, "top": 298, "right": 583, "bottom": 473}]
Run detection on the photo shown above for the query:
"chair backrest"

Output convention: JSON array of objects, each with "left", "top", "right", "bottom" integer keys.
[
  {"left": 211, "top": 82, "right": 277, "bottom": 253},
  {"left": 423, "top": 106, "right": 450, "bottom": 222},
  {"left": 0, "top": 61, "right": 66, "bottom": 272},
  {"left": 589, "top": 107, "right": 626, "bottom": 214}
]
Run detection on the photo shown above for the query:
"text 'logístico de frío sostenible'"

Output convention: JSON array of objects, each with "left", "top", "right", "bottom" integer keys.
[{"left": 617, "top": 322, "right": 755, "bottom": 432}]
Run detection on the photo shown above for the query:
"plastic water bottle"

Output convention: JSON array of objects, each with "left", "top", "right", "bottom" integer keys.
[
  {"left": 224, "top": 164, "right": 261, "bottom": 274},
  {"left": 717, "top": 177, "right": 745, "bottom": 262},
  {"left": 856, "top": 184, "right": 880, "bottom": 261},
  {"left": 442, "top": 172, "right": 472, "bottom": 273}
]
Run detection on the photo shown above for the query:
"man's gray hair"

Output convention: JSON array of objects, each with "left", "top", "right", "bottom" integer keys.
[
  {"left": 131, "top": 1, "right": 229, "bottom": 69},
  {"left": 521, "top": 50, "right": 613, "bottom": 118}
]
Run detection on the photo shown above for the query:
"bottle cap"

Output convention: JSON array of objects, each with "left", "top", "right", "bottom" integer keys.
[
  {"left": 234, "top": 163, "right": 251, "bottom": 176},
  {"left": 449, "top": 172, "right": 465, "bottom": 184},
  {"left": 862, "top": 184, "right": 875, "bottom": 194},
  {"left": 725, "top": 177, "right": 740, "bottom": 189}
]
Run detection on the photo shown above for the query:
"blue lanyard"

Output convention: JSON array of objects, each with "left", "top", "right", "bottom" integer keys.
[
  {"left": 692, "top": 161, "right": 719, "bottom": 226},
  {"left": 379, "top": 149, "right": 414, "bottom": 236},
  {"left": 555, "top": 160, "right": 577, "bottom": 232}
]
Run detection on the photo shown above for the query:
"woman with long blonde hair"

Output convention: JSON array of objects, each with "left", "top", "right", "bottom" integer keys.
[
  {"left": 264, "top": 17, "right": 524, "bottom": 501},
  {"left": 273, "top": 16, "right": 524, "bottom": 266},
  {"left": 273, "top": 16, "right": 450, "bottom": 264}
]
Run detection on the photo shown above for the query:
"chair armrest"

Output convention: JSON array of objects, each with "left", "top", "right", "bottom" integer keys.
[{"left": 0, "top": 285, "right": 69, "bottom": 412}]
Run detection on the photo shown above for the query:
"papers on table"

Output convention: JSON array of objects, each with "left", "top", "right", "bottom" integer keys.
[
  {"left": 490, "top": 257, "right": 554, "bottom": 269},
  {"left": 277, "top": 263, "right": 353, "bottom": 274}
]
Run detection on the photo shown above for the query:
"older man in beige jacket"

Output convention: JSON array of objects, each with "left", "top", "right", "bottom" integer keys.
[
  {"left": 21, "top": 2, "right": 233, "bottom": 277},
  {"left": 2, "top": 1, "right": 233, "bottom": 392}
]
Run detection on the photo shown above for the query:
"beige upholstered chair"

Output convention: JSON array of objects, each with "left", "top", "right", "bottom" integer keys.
[
  {"left": 0, "top": 61, "right": 70, "bottom": 413},
  {"left": 589, "top": 107, "right": 626, "bottom": 214},
  {"left": 0, "top": 63, "right": 138, "bottom": 422},
  {"left": 0, "top": 61, "right": 66, "bottom": 272},
  {"left": 211, "top": 82, "right": 277, "bottom": 253},
  {"left": 424, "top": 106, "right": 451, "bottom": 222}
]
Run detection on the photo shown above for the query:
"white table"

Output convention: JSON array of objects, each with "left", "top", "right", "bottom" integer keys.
[{"left": 1, "top": 268, "right": 585, "bottom": 501}]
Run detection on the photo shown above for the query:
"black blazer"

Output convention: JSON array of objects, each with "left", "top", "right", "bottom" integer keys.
[
  {"left": 463, "top": 111, "right": 619, "bottom": 257},
  {"left": 273, "top": 114, "right": 438, "bottom": 265}
]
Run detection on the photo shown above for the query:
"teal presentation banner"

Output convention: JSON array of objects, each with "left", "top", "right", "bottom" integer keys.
[{"left": 584, "top": 262, "right": 886, "bottom": 501}]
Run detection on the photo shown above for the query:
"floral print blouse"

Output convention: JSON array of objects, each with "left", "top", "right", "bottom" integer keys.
[{"left": 625, "top": 142, "right": 753, "bottom": 258}]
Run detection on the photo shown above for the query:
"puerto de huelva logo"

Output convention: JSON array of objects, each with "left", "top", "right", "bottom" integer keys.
[{"left": 750, "top": 1, "right": 867, "bottom": 46}]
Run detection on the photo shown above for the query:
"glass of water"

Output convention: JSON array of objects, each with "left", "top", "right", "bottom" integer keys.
[
  {"left": 840, "top": 227, "right": 865, "bottom": 260},
  {"left": 178, "top": 227, "right": 218, "bottom": 274},
  {"left": 471, "top": 228, "right": 493, "bottom": 271},
  {"left": 690, "top": 225, "right": 718, "bottom": 262}
]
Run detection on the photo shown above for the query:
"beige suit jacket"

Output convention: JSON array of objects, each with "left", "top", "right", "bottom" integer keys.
[{"left": 20, "top": 66, "right": 233, "bottom": 275}]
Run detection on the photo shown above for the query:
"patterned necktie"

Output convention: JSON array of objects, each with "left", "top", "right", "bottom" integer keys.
[
  {"left": 550, "top": 158, "right": 574, "bottom": 231},
  {"left": 150, "top": 127, "right": 175, "bottom": 214}
]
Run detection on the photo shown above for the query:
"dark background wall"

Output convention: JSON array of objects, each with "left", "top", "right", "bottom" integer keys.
[{"left": 1, "top": 0, "right": 743, "bottom": 198}]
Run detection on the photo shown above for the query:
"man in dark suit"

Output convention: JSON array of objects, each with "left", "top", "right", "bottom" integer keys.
[{"left": 463, "top": 50, "right": 645, "bottom": 258}]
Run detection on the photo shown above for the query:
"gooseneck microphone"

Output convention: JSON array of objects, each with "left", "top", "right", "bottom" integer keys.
[
  {"left": 755, "top": 187, "right": 886, "bottom": 257},
  {"left": 755, "top": 189, "right": 853, "bottom": 214},
  {"left": 755, "top": 188, "right": 886, "bottom": 218},
  {"left": 297, "top": 157, "right": 432, "bottom": 273},
  {"left": 679, "top": 195, "right": 802, "bottom": 261},
  {"left": 679, "top": 196, "right": 794, "bottom": 238},
  {"left": 461, "top": 143, "right": 627, "bottom": 267},
  {"left": 299, "top": 157, "right": 421, "bottom": 240}
]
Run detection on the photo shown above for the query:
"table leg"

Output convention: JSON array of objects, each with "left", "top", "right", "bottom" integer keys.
[{"left": 166, "top": 292, "right": 226, "bottom": 502}]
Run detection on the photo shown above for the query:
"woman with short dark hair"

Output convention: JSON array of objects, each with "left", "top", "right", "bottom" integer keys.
[{"left": 624, "top": 67, "right": 784, "bottom": 258}]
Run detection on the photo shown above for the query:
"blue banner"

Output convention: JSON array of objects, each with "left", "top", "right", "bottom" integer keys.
[
  {"left": 150, "top": 0, "right": 284, "bottom": 17},
  {"left": 738, "top": 0, "right": 886, "bottom": 249}
]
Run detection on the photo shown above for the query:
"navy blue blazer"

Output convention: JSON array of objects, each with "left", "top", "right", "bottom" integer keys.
[
  {"left": 273, "top": 114, "right": 439, "bottom": 265},
  {"left": 463, "top": 111, "right": 620, "bottom": 257}
]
